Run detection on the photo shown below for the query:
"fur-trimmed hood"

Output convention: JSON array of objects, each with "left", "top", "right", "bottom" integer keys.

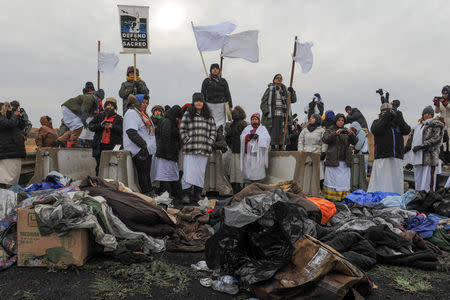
[{"left": 232, "top": 105, "right": 246, "bottom": 121}]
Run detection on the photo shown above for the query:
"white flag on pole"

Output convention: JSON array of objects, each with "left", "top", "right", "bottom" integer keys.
[
  {"left": 192, "top": 21, "right": 236, "bottom": 51},
  {"left": 221, "top": 30, "right": 259, "bottom": 62},
  {"left": 293, "top": 40, "right": 314, "bottom": 73},
  {"left": 98, "top": 52, "right": 120, "bottom": 73}
]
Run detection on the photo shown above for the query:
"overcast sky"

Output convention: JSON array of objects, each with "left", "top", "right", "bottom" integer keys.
[{"left": 1, "top": 0, "right": 449, "bottom": 128}]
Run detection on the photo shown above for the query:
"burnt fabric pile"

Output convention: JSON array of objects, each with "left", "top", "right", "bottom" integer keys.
[
  {"left": 80, "top": 177, "right": 175, "bottom": 237},
  {"left": 318, "top": 225, "right": 439, "bottom": 271},
  {"left": 206, "top": 189, "right": 318, "bottom": 285},
  {"left": 166, "top": 206, "right": 213, "bottom": 252}
]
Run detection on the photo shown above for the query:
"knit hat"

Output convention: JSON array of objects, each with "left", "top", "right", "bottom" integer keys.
[
  {"left": 104, "top": 97, "right": 117, "bottom": 110},
  {"left": 392, "top": 99, "right": 400, "bottom": 109},
  {"left": 210, "top": 63, "right": 220, "bottom": 72},
  {"left": 345, "top": 106, "right": 352, "bottom": 112},
  {"left": 422, "top": 105, "right": 434, "bottom": 116},
  {"left": 10, "top": 100, "right": 20, "bottom": 110},
  {"left": 311, "top": 113, "right": 322, "bottom": 125},
  {"left": 127, "top": 66, "right": 139, "bottom": 76},
  {"left": 127, "top": 94, "right": 140, "bottom": 107},
  {"left": 334, "top": 113, "right": 346, "bottom": 124},
  {"left": 94, "top": 89, "right": 105, "bottom": 100},
  {"left": 164, "top": 105, "right": 171, "bottom": 112},
  {"left": 380, "top": 103, "right": 392, "bottom": 112},
  {"left": 442, "top": 85, "right": 450, "bottom": 94},
  {"left": 273, "top": 73, "right": 282, "bottom": 82},
  {"left": 314, "top": 93, "right": 321, "bottom": 99},
  {"left": 135, "top": 94, "right": 145, "bottom": 104},
  {"left": 251, "top": 113, "right": 260, "bottom": 120},
  {"left": 192, "top": 92, "right": 204, "bottom": 103},
  {"left": 325, "top": 110, "right": 335, "bottom": 121},
  {"left": 151, "top": 105, "right": 164, "bottom": 114}
]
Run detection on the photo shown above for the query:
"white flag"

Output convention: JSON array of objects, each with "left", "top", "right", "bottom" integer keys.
[
  {"left": 192, "top": 21, "right": 236, "bottom": 51},
  {"left": 221, "top": 30, "right": 259, "bottom": 63},
  {"left": 293, "top": 40, "right": 314, "bottom": 73},
  {"left": 97, "top": 52, "right": 119, "bottom": 73}
]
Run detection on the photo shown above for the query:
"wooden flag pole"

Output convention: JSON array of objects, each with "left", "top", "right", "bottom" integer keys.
[
  {"left": 97, "top": 41, "right": 101, "bottom": 89},
  {"left": 191, "top": 21, "right": 209, "bottom": 77},
  {"left": 219, "top": 53, "right": 224, "bottom": 78},
  {"left": 282, "top": 36, "right": 298, "bottom": 149}
]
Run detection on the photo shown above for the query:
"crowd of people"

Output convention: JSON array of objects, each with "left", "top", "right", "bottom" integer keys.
[{"left": 1, "top": 63, "right": 450, "bottom": 203}]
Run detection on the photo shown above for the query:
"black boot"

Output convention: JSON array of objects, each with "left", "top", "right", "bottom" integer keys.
[
  {"left": 181, "top": 187, "right": 192, "bottom": 204},
  {"left": 193, "top": 186, "right": 203, "bottom": 201}
]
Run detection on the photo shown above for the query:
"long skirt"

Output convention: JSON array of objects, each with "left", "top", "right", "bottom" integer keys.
[
  {"left": 270, "top": 116, "right": 284, "bottom": 145},
  {"left": 229, "top": 153, "right": 244, "bottom": 184},
  {"left": 208, "top": 103, "right": 226, "bottom": 128},
  {"left": 368, "top": 157, "right": 404, "bottom": 194},
  {"left": 181, "top": 154, "right": 208, "bottom": 189},
  {"left": 0, "top": 158, "right": 22, "bottom": 185},
  {"left": 323, "top": 161, "right": 351, "bottom": 201},
  {"left": 414, "top": 164, "right": 440, "bottom": 192},
  {"left": 153, "top": 157, "right": 179, "bottom": 182}
]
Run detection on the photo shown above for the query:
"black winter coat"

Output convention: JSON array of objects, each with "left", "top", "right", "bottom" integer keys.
[
  {"left": 88, "top": 112, "right": 123, "bottom": 157},
  {"left": 156, "top": 106, "right": 183, "bottom": 162},
  {"left": 371, "top": 110, "right": 411, "bottom": 160},
  {"left": 225, "top": 106, "right": 247, "bottom": 153},
  {"left": 308, "top": 101, "right": 324, "bottom": 119},
  {"left": 346, "top": 108, "right": 368, "bottom": 129},
  {"left": 201, "top": 76, "right": 233, "bottom": 107},
  {"left": 0, "top": 114, "right": 26, "bottom": 160}
]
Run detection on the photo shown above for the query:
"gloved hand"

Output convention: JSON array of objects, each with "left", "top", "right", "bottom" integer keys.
[
  {"left": 413, "top": 145, "right": 423, "bottom": 153},
  {"left": 251, "top": 134, "right": 259, "bottom": 140},
  {"left": 320, "top": 152, "right": 326, "bottom": 161},
  {"left": 288, "top": 87, "right": 295, "bottom": 94},
  {"left": 248, "top": 134, "right": 255, "bottom": 140}
]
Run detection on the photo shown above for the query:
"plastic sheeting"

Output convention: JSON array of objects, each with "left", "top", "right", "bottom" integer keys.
[
  {"left": 206, "top": 189, "right": 317, "bottom": 285},
  {"left": 0, "top": 189, "right": 17, "bottom": 219},
  {"left": 343, "top": 189, "right": 399, "bottom": 206},
  {"left": 24, "top": 171, "right": 72, "bottom": 192},
  {"left": 381, "top": 190, "right": 418, "bottom": 209}
]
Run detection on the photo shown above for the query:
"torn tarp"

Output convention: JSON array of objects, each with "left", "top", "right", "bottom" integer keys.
[
  {"left": 206, "top": 189, "right": 317, "bottom": 285},
  {"left": 24, "top": 171, "right": 72, "bottom": 192}
]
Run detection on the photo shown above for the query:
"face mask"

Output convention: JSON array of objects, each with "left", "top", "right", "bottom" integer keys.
[{"left": 155, "top": 115, "right": 162, "bottom": 119}]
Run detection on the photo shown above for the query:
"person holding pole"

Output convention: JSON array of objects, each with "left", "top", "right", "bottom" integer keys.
[
  {"left": 260, "top": 74, "right": 297, "bottom": 150},
  {"left": 201, "top": 63, "right": 232, "bottom": 129},
  {"left": 119, "top": 66, "right": 150, "bottom": 115}
]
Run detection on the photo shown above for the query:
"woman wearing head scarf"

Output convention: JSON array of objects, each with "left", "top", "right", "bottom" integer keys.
[
  {"left": 298, "top": 114, "right": 328, "bottom": 180},
  {"left": 260, "top": 74, "right": 297, "bottom": 150},
  {"left": 322, "top": 114, "right": 357, "bottom": 200},
  {"left": 179, "top": 93, "right": 217, "bottom": 203}
]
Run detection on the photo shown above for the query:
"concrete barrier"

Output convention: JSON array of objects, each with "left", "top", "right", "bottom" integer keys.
[
  {"left": 98, "top": 150, "right": 140, "bottom": 192},
  {"left": 265, "top": 151, "right": 321, "bottom": 196},
  {"left": 29, "top": 148, "right": 96, "bottom": 184}
]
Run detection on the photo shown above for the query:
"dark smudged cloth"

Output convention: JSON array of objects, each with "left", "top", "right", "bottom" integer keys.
[{"left": 80, "top": 177, "right": 175, "bottom": 237}]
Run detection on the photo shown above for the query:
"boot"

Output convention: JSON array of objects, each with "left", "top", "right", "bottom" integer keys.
[
  {"left": 170, "top": 181, "right": 182, "bottom": 203},
  {"left": 181, "top": 187, "right": 192, "bottom": 204},
  {"left": 193, "top": 186, "right": 203, "bottom": 201}
]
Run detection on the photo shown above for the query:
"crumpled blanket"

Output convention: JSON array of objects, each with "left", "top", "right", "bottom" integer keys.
[
  {"left": 166, "top": 206, "right": 213, "bottom": 252},
  {"left": 381, "top": 189, "right": 418, "bottom": 209},
  {"left": 24, "top": 171, "right": 72, "bottom": 192},
  {"left": 343, "top": 189, "right": 399, "bottom": 206},
  {"left": 403, "top": 214, "right": 439, "bottom": 239},
  {"left": 429, "top": 226, "right": 450, "bottom": 251}
]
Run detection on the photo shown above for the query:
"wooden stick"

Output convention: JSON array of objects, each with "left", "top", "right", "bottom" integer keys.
[
  {"left": 133, "top": 53, "right": 137, "bottom": 80},
  {"left": 219, "top": 53, "right": 224, "bottom": 78},
  {"left": 282, "top": 36, "right": 298, "bottom": 149},
  {"left": 191, "top": 21, "right": 209, "bottom": 77},
  {"left": 97, "top": 41, "right": 101, "bottom": 89}
]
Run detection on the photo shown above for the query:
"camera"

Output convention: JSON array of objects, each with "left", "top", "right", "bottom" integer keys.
[
  {"left": 376, "top": 89, "right": 383, "bottom": 95},
  {"left": 377, "top": 88, "right": 390, "bottom": 103},
  {"left": 340, "top": 130, "right": 348, "bottom": 135}
]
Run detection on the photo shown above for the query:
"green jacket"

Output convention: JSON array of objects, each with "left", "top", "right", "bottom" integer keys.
[
  {"left": 62, "top": 94, "right": 98, "bottom": 122},
  {"left": 260, "top": 83, "right": 297, "bottom": 128},
  {"left": 119, "top": 80, "right": 149, "bottom": 100}
]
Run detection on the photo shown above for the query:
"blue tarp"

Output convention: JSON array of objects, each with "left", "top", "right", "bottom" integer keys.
[
  {"left": 403, "top": 215, "right": 439, "bottom": 239},
  {"left": 381, "top": 190, "right": 418, "bottom": 209},
  {"left": 24, "top": 171, "right": 71, "bottom": 192},
  {"left": 343, "top": 190, "right": 399, "bottom": 206}
]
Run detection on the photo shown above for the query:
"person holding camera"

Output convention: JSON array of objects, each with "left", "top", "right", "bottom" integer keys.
[
  {"left": 88, "top": 98, "right": 123, "bottom": 176},
  {"left": 321, "top": 113, "right": 357, "bottom": 201},
  {"left": 0, "top": 102, "right": 26, "bottom": 187},
  {"left": 433, "top": 85, "right": 450, "bottom": 134},
  {"left": 345, "top": 106, "right": 368, "bottom": 129},
  {"left": 368, "top": 102, "right": 411, "bottom": 194},
  {"left": 119, "top": 66, "right": 150, "bottom": 115},
  {"left": 307, "top": 93, "right": 324, "bottom": 119}
]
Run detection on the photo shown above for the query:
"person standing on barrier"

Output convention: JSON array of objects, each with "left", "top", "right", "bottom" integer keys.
[
  {"left": 154, "top": 105, "right": 184, "bottom": 201},
  {"left": 57, "top": 89, "right": 105, "bottom": 147},
  {"left": 298, "top": 113, "right": 327, "bottom": 182},
  {"left": 322, "top": 114, "right": 357, "bottom": 201},
  {"left": 89, "top": 98, "right": 123, "bottom": 176},
  {"left": 123, "top": 94, "right": 156, "bottom": 196},
  {"left": 240, "top": 113, "right": 271, "bottom": 183},
  {"left": 35, "top": 116, "right": 58, "bottom": 148},
  {"left": 225, "top": 106, "right": 247, "bottom": 194},
  {"left": 0, "top": 102, "right": 26, "bottom": 188},
  {"left": 180, "top": 93, "right": 216, "bottom": 204},
  {"left": 260, "top": 74, "right": 297, "bottom": 151},
  {"left": 409, "top": 107, "right": 444, "bottom": 192},
  {"left": 119, "top": 66, "right": 150, "bottom": 115},
  {"left": 368, "top": 103, "right": 410, "bottom": 194}
]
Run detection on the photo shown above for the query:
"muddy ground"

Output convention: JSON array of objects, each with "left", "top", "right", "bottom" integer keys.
[{"left": 1, "top": 250, "right": 449, "bottom": 300}]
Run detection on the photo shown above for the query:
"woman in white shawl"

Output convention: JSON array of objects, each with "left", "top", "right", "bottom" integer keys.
[{"left": 240, "top": 113, "right": 271, "bottom": 182}]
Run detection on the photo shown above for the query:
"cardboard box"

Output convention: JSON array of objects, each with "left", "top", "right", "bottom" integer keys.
[{"left": 17, "top": 207, "right": 90, "bottom": 267}]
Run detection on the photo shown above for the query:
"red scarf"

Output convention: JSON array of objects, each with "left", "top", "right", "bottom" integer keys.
[{"left": 101, "top": 115, "right": 117, "bottom": 144}]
